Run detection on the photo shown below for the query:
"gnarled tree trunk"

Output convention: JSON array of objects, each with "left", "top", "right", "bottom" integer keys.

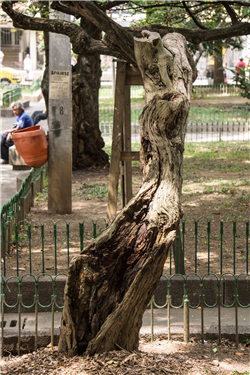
[
  {"left": 59, "top": 32, "right": 195, "bottom": 356},
  {"left": 72, "top": 18, "right": 109, "bottom": 169}
]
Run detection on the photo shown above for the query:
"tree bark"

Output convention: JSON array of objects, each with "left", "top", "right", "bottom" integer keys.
[
  {"left": 72, "top": 18, "right": 109, "bottom": 169},
  {"left": 58, "top": 32, "right": 195, "bottom": 356},
  {"left": 213, "top": 45, "right": 224, "bottom": 85}
]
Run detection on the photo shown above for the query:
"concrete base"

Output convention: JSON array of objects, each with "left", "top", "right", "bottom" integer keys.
[
  {"left": 9, "top": 145, "right": 30, "bottom": 170},
  {"left": 1, "top": 101, "right": 30, "bottom": 117}
]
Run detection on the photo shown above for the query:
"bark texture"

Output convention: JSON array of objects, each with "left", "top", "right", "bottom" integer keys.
[
  {"left": 58, "top": 32, "right": 195, "bottom": 356},
  {"left": 213, "top": 47, "right": 224, "bottom": 85},
  {"left": 71, "top": 18, "right": 109, "bottom": 169},
  {"left": 72, "top": 69, "right": 108, "bottom": 169}
]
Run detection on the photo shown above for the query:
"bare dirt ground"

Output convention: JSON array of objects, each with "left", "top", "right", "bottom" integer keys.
[{"left": 1, "top": 335, "right": 250, "bottom": 374}]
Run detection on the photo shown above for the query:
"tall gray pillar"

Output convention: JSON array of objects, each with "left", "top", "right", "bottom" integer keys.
[{"left": 48, "top": 13, "right": 72, "bottom": 214}]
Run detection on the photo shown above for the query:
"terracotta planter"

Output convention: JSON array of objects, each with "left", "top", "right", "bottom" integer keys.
[{"left": 12, "top": 125, "right": 48, "bottom": 168}]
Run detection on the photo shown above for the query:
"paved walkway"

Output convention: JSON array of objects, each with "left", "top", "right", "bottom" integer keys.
[{"left": 2, "top": 307, "right": 250, "bottom": 339}]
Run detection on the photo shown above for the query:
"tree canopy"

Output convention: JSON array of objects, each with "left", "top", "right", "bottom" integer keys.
[{"left": 2, "top": 1, "right": 250, "bottom": 65}]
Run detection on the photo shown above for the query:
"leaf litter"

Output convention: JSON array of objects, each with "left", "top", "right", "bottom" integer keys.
[{"left": 1, "top": 335, "right": 249, "bottom": 375}]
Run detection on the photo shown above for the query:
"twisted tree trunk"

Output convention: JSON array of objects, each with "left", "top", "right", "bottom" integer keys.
[{"left": 59, "top": 32, "right": 195, "bottom": 356}]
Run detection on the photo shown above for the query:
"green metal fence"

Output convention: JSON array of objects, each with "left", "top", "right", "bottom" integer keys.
[
  {"left": 1, "top": 216, "right": 249, "bottom": 278},
  {"left": 100, "top": 105, "right": 250, "bottom": 126},
  {"left": 99, "top": 85, "right": 145, "bottom": 99},
  {"left": 1, "top": 272, "right": 249, "bottom": 355},
  {"left": 1, "top": 77, "right": 41, "bottom": 108},
  {"left": 99, "top": 105, "right": 250, "bottom": 142},
  {"left": 1, "top": 165, "right": 47, "bottom": 262},
  {"left": 1, "top": 88, "right": 22, "bottom": 108},
  {"left": 18, "top": 77, "right": 42, "bottom": 93},
  {"left": 99, "top": 84, "right": 241, "bottom": 100},
  {"left": 192, "top": 83, "right": 241, "bottom": 97}
]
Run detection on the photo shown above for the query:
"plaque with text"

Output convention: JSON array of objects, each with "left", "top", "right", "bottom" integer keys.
[{"left": 49, "top": 70, "right": 70, "bottom": 99}]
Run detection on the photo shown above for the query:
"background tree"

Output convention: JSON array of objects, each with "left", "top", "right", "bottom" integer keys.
[{"left": 2, "top": 0, "right": 250, "bottom": 356}]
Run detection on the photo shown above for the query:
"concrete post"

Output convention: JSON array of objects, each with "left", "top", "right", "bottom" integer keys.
[{"left": 48, "top": 13, "right": 72, "bottom": 214}]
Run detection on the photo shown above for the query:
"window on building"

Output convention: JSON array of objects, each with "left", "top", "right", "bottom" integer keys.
[
  {"left": 1, "top": 29, "right": 21, "bottom": 46},
  {"left": 1, "top": 29, "right": 12, "bottom": 45}
]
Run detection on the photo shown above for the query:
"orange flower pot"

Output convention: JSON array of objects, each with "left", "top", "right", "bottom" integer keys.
[{"left": 12, "top": 125, "right": 48, "bottom": 168}]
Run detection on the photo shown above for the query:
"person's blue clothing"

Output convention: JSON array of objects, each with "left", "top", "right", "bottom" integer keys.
[
  {"left": 1, "top": 111, "right": 33, "bottom": 162},
  {"left": 14, "top": 111, "right": 33, "bottom": 129}
]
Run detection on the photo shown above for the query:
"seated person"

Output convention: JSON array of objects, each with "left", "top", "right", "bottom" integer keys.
[
  {"left": 1, "top": 101, "right": 33, "bottom": 164},
  {"left": 31, "top": 109, "right": 47, "bottom": 126}
]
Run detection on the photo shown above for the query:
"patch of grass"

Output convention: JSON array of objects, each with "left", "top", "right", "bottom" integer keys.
[
  {"left": 35, "top": 176, "right": 48, "bottom": 202},
  {"left": 73, "top": 183, "right": 110, "bottom": 201},
  {"left": 203, "top": 186, "right": 216, "bottom": 194},
  {"left": 184, "top": 141, "right": 250, "bottom": 161}
]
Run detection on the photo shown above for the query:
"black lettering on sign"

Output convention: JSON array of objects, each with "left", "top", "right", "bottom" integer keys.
[{"left": 60, "top": 106, "right": 64, "bottom": 115}]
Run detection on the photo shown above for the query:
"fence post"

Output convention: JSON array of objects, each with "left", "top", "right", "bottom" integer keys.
[{"left": 183, "top": 278, "right": 189, "bottom": 343}]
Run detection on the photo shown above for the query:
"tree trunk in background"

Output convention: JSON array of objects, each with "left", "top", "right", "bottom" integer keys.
[
  {"left": 72, "top": 19, "right": 109, "bottom": 169},
  {"left": 42, "top": 19, "right": 109, "bottom": 169},
  {"left": 58, "top": 32, "right": 195, "bottom": 356},
  {"left": 41, "top": 30, "right": 49, "bottom": 110},
  {"left": 213, "top": 46, "right": 224, "bottom": 85}
]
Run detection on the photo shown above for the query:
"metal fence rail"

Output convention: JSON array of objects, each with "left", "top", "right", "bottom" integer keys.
[
  {"left": 0, "top": 77, "right": 42, "bottom": 108},
  {"left": 192, "top": 84, "right": 242, "bottom": 97},
  {"left": 100, "top": 105, "right": 250, "bottom": 126},
  {"left": 18, "top": 77, "right": 42, "bottom": 93},
  {"left": 1, "top": 165, "right": 47, "bottom": 258},
  {"left": 99, "top": 105, "right": 250, "bottom": 142},
  {"left": 99, "top": 84, "right": 241, "bottom": 100},
  {"left": 1, "top": 272, "right": 249, "bottom": 355},
  {"left": 101, "top": 121, "right": 250, "bottom": 143},
  {"left": 1, "top": 216, "right": 249, "bottom": 278},
  {"left": 1, "top": 88, "right": 22, "bottom": 108}
]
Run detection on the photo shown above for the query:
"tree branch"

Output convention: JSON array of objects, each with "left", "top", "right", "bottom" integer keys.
[
  {"left": 220, "top": 1, "right": 239, "bottom": 25},
  {"left": 182, "top": 1, "right": 207, "bottom": 30},
  {"left": 129, "top": 22, "right": 250, "bottom": 45},
  {"left": 62, "top": 1, "right": 135, "bottom": 63},
  {"left": 1, "top": 1, "right": 134, "bottom": 63},
  {"left": 2, "top": 1, "right": 250, "bottom": 62},
  {"left": 1, "top": 1, "right": 129, "bottom": 60},
  {"left": 50, "top": 1, "right": 81, "bottom": 18}
]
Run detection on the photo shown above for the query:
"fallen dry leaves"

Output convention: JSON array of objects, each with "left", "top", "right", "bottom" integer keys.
[{"left": 1, "top": 335, "right": 249, "bottom": 375}]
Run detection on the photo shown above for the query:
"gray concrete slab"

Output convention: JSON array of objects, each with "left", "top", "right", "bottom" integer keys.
[{"left": 2, "top": 307, "right": 250, "bottom": 338}]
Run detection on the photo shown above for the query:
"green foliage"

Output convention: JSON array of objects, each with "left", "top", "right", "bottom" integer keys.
[
  {"left": 35, "top": 176, "right": 48, "bottom": 202},
  {"left": 73, "top": 183, "right": 112, "bottom": 201},
  {"left": 228, "top": 66, "right": 250, "bottom": 100}
]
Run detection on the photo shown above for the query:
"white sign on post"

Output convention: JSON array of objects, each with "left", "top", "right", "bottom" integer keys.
[{"left": 49, "top": 70, "right": 70, "bottom": 99}]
